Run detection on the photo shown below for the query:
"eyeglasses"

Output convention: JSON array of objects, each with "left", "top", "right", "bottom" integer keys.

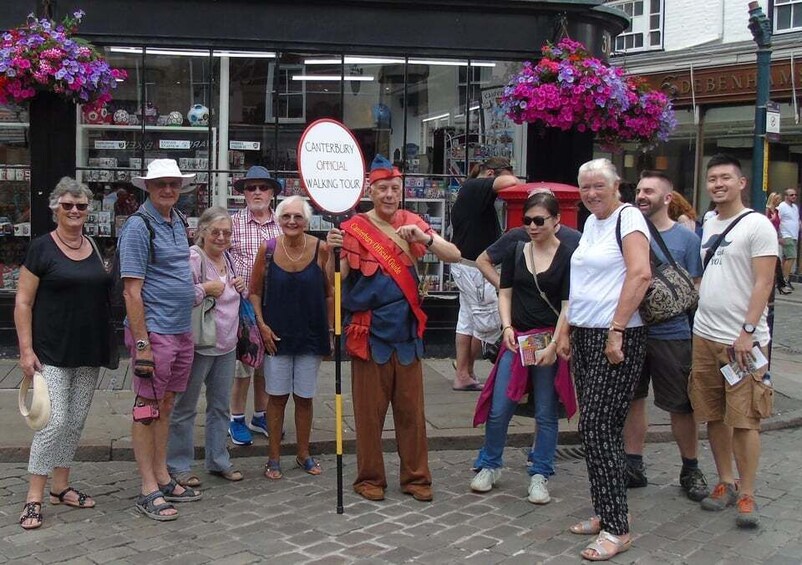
[
  {"left": 522, "top": 215, "right": 553, "bottom": 226},
  {"left": 243, "top": 184, "right": 273, "bottom": 192},
  {"left": 206, "top": 228, "right": 232, "bottom": 239},
  {"left": 58, "top": 202, "right": 89, "bottom": 211},
  {"left": 279, "top": 213, "right": 306, "bottom": 223}
]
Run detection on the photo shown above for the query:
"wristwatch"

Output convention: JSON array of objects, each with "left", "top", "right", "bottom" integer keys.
[
  {"left": 425, "top": 234, "right": 435, "bottom": 248},
  {"left": 135, "top": 339, "right": 150, "bottom": 351},
  {"left": 742, "top": 323, "right": 756, "bottom": 335}
]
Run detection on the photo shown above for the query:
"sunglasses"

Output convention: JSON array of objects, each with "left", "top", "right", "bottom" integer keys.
[
  {"left": 206, "top": 228, "right": 232, "bottom": 239},
  {"left": 243, "top": 184, "right": 273, "bottom": 193},
  {"left": 59, "top": 202, "right": 89, "bottom": 211},
  {"left": 522, "top": 215, "right": 553, "bottom": 227}
]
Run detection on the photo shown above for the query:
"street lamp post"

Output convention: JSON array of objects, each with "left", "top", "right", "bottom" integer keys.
[{"left": 748, "top": 1, "right": 772, "bottom": 211}]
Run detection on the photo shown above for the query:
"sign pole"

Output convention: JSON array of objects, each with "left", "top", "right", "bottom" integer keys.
[{"left": 297, "top": 119, "right": 365, "bottom": 515}]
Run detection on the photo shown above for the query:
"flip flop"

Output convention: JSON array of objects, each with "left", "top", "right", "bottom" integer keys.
[
  {"left": 296, "top": 456, "right": 322, "bottom": 476},
  {"left": 453, "top": 382, "right": 483, "bottom": 391}
]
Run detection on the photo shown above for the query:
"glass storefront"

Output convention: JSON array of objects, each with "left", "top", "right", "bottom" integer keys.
[{"left": 0, "top": 47, "right": 525, "bottom": 294}]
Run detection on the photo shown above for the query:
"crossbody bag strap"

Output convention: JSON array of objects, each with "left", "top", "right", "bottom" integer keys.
[
  {"left": 523, "top": 241, "right": 560, "bottom": 317},
  {"left": 191, "top": 245, "right": 209, "bottom": 283},
  {"left": 703, "top": 210, "right": 757, "bottom": 270},
  {"left": 261, "top": 237, "right": 277, "bottom": 307}
]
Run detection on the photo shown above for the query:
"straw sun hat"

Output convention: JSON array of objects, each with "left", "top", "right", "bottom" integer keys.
[{"left": 19, "top": 371, "right": 51, "bottom": 431}]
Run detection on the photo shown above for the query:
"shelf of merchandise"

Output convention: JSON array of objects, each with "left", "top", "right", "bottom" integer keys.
[{"left": 0, "top": 121, "right": 31, "bottom": 293}]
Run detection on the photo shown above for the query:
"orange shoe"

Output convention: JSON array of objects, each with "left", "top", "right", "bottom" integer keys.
[{"left": 735, "top": 494, "right": 759, "bottom": 528}]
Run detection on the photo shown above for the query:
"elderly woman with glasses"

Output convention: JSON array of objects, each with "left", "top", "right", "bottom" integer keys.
[
  {"left": 555, "top": 158, "right": 651, "bottom": 561},
  {"left": 167, "top": 206, "right": 246, "bottom": 486},
  {"left": 249, "top": 195, "right": 333, "bottom": 480},
  {"left": 15, "top": 177, "right": 114, "bottom": 530}
]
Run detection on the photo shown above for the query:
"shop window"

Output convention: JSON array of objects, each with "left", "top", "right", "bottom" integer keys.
[
  {"left": 266, "top": 64, "right": 306, "bottom": 123},
  {"left": 775, "top": 0, "right": 802, "bottom": 33},
  {"left": 607, "top": 0, "right": 663, "bottom": 53},
  {"left": 0, "top": 103, "right": 31, "bottom": 291}
]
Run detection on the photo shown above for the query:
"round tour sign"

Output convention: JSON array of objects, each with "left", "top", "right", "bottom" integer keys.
[{"left": 297, "top": 119, "right": 365, "bottom": 214}]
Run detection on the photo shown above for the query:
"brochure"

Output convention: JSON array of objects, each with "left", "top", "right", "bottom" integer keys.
[
  {"left": 517, "top": 331, "right": 552, "bottom": 366},
  {"left": 720, "top": 346, "right": 768, "bottom": 386}
]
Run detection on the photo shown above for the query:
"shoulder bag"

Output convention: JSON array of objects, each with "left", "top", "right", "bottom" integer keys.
[
  {"left": 615, "top": 206, "right": 699, "bottom": 325},
  {"left": 190, "top": 245, "right": 217, "bottom": 348},
  {"left": 87, "top": 237, "right": 120, "bottom": 370}
]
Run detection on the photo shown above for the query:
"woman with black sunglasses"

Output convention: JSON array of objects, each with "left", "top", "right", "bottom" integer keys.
[
  {"left": 470, "top": 191, "right": 572, "bottom": 506},
  {"left": 15, "top": 177, "right": 113, "bottom": 530}
]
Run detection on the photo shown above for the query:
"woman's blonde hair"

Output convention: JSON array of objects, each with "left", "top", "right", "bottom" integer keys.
[
  {"left": 668, "top": 191, "right": 697, "bottom": 222},
  {"left": 767, "top": 192, "right": 782, "bottom": 209}
]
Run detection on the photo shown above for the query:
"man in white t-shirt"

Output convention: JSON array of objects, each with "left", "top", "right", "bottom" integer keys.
[
  {"left": 689, "top": 154, "right": 777, "bottom": 529},
  {"left": 777, "top": 187, "right": 800, "bottom": 290}
]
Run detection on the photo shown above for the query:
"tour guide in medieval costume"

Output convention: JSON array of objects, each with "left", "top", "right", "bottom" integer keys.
[{"left": 326, "top": 155, "right": 461, "bottom": 502}]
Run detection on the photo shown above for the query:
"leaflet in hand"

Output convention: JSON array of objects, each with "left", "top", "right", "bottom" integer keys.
[
  {"left": 518, "top": 331, "right": 552, "bottom": 366},
  {"left": 720, "top": 346, "right": 768, "bottom": 386}
]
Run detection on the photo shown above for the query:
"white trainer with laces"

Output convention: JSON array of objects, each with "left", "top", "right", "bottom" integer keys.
[
  {"left": 528, "top": 473, "right": 551, "bottom": 504},
  {"left": 471, "top": 468, "right": 501, "bottom": 493}
]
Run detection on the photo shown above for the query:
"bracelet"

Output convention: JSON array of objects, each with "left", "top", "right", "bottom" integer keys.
[
  {"left": 608, "top": 327, "right": 624, "bottom": 334},
  {"left": 502, "top": 325, "right": 513, "bottom": 332},
  {"left": 425, "top": 234, "right": 435, "bottom": 248}
]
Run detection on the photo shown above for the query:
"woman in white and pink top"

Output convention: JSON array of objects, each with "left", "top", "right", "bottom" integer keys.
[{"left": 167, "top": 207, "right": 246, "bottom": 486}]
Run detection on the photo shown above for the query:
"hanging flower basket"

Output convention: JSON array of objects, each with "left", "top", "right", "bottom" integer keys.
[
  {"left": 500, "top": 38, "right": 675, "bottom": 151},
  {"left": 0, "top": 10, "right": 127, "bottom": 111}
]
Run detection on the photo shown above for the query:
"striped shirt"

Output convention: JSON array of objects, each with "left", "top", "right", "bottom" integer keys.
[
  {"left": 119, "top": 200, "right": 194, "bottom": 334},
  {"left": 229, "top": 207, "right": 282, "bottom": 288}
]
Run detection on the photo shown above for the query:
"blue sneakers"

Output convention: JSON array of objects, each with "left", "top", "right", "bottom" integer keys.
[
  {"left": 248, "top": 414, "right": 269, "bottom": 438},
  {"left": 228, "top": 418, "right": 253, "bottom": 446}
]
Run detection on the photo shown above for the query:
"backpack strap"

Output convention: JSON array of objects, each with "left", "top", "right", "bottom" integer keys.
[
  {"left": 702, "top": 210, "right": 757, "bottom": 270},
  {"left": 128, "top": 212, "right": 156, "bottom": 263}
]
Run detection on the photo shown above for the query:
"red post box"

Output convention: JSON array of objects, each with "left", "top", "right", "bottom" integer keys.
[{"left": 497, "top": 182, "right": 582, "bottom": 230}]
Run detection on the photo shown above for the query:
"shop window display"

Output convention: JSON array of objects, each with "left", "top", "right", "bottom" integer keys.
[{"left": 0, "top": 103, "right": 31, "bottom": 291}]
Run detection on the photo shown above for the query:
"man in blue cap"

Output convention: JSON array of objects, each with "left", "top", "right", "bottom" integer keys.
[{"left": 227, "top": 166, "right": 283, "bottom": 446}]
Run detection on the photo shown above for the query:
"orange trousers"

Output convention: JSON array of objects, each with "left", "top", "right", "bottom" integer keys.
[{"left": 351, "top": 353, "right": 431, "bottom": 491}]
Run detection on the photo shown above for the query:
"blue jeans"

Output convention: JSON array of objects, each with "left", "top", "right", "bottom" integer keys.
[
  {"left": 473, "top": 349, "right": 559, "bottom": 477},
  {"left": 167, "top": 350, "right": 236, "bottom": 474}
]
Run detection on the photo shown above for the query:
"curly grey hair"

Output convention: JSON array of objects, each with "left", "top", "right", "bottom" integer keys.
[
  {"left": 275, "top": 195, "right": 313, "bottom": 225},
  {"left": 195, "top": 206, "right": 233, "bottom": 247},
  {"left": 48, "top": 177, "right": 94, "bottom": 222}
]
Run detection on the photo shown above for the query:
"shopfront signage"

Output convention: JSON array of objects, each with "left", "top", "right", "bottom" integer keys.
[
  {"left": 229, "top": 141, "right": 261, "bottom": 151},
  {"left": 159, "top": 140, "right": 191, "bottom": 150},
  {"left": 641, "top": 58, "right": 802, "bottom": 107},
  {"left": 94, "top": 140, "right": 126, "bottom": 150},
  {"left": 297, "top": 119, "right": 365, "bottom": 214}
]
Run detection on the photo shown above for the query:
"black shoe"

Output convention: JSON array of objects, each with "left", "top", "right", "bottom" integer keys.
[
  {"left": 625, "top": 463, "right": 648, "bottom": 488},
  {"left": 789, "top": 280, "right": 796, "bottom": 290},
  {"left": 680, "top": 467, "right": 710, "bottom": 502},
  {"left": 778, "top": 286, "right": 792, "bottom": 295}
]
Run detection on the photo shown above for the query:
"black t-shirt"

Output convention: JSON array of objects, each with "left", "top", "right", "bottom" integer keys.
[
  {"left": 450, "top": 177, "right": 500, "bottom": 260},
  {"left": 486, "top": 224, "right": 581, "bottom": 265},
  {"left": 500, "top": 241, "right": 571, "bottom": 330},
  {"left": 24, "top": 235, "right": 112, "bottom": 367}
]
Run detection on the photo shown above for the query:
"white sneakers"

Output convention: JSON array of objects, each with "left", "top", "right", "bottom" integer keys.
[
  {"left": 470, "top": 468, "right": 502, "bottom": 492},
  {"left": 528, "top": 474, "right": 551, "bottom": 504}
]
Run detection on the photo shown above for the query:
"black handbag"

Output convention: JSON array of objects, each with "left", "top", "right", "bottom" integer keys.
[{"left": 616, "top": 207, "right": 699, "bottom": 325}]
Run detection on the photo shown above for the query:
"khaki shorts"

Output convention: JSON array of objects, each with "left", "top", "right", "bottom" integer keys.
[{"left": 688, "top": 335, "right": 773, "bottom": 430}]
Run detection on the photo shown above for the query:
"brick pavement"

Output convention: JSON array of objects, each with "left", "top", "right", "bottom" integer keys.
[{"left": 2, "top": 427, "right": 802, "bottom": 564}]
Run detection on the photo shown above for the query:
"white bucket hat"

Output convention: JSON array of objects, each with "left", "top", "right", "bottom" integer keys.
[
  {"left": 19, "top": 371, "right": 51, "bottom": 431},
  {"left": 132, "top": 159, "right": 196, "bottom": 194}
]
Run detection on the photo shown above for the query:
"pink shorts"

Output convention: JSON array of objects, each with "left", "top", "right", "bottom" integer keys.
[{"left": 125, "top": 328, "right": 194, "bottom": 400}]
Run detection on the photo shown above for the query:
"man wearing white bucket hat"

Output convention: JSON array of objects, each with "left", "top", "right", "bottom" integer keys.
[{"left": 120, "top": 159, "right": 203, "bottom": 521}]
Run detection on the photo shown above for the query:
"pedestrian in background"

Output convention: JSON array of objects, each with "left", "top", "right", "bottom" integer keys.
[
  {"left": 556, "top": 158, "right": 651, "bottom": 561},
  {"left": 167, "top": 207, "right": 246, "bottom": 487},
  {"left": 449, "top": 157, "right": 520, "bottom": 391},
  {"left": 15, "top": 177, "right": 112, "bottom": 529},
  {"left": 777, "top": 187, "right": 800, "bottom": 292}
]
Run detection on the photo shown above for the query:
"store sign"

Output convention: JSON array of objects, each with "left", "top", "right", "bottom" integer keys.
[
  {"left": 297, "top": 119, "right": 365, "bottom": 214},
  {"left": 229, "top": 140, "right": 260, "bottom": 151},
  {"left": 642, "top": 59, "right": 802, "bottom": 106},
  {"left": 766, "top": 101, "right": 781, "bottom": 141},
  {"left": 94, "top": 140, "right": 126, "bottom": 150},
  {"left": 159, "top": 140, "right": 191, "bottom": 150}
]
